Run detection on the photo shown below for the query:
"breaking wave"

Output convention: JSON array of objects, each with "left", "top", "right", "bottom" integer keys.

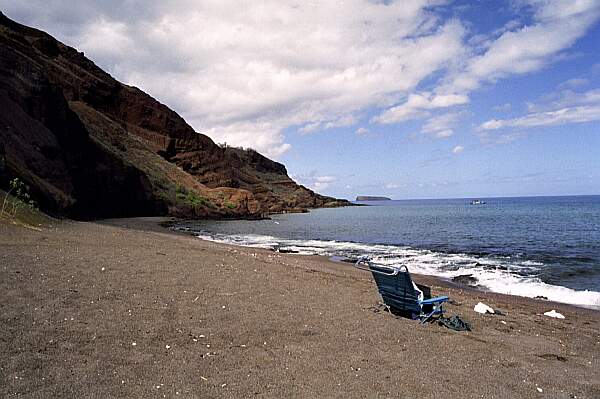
[{"left": 176, "top": 228, "right": 600, "bottom": 309}]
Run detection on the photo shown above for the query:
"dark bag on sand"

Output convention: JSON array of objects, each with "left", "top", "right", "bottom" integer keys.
[{"left": 437, "top": 315, "right": 471, "bottom": 331}]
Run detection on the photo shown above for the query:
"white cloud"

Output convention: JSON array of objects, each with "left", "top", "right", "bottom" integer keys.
[
  {"left": 527, "top": 88, "right": 600, "bottom": 113},
  {"left": 375, "top": 93, "right": 469, "bottom": 124},
  {"left": 557, "top": 78, "right": 589, "bottom": 89},
  {"left": 316, "top": 176, "right": 337, "bottom": 183},
  {"left": 204, "top": 121, "right": 291, "bottom": 159},
  {"left": 480, "top": 105, "right": 600, "bottom": 130},
  {"left": 324, "top": 115, "right": 359, "bottom": 130},
  {"left": 384, "top": 183, "right": 400, "bottom": 189},
  {"left": 2, "top": 0, "right": 599, "bottom": 159},
  {"left": 311, "top": 176, "right": 338, "bottom": 192},
  {"left": 446, "top": 0, "right": 600, "bottom": 93},
  {"left": 373, "top": 0, "right": 600, "bottom": 128},
  {"left": 0, "top": 0, "right": 467, "bottom": 159},
  {"left": 298, "top": 123, "right": 322, "bottom": 135},
  {"left": 356, "top": 127, "right": 370, "bottom": 136},
  {"left": 77, "top": 18, "right": 135, "bottom": 69},
  {"left": 420, "top": 112, "right": 462, "bottom": 138},
  {"left": 478, "top": 131, "right": 528, "bottom": 145},
  {"left": 299, "top": 115, "right": 358, "bottom": 135},
  {"left": 434, "top": 129, "right": 454, "bottom": 138},
  {"left": 293, "top": 173, "right": 338, "bottom": 193},
  {"left": 452, "top": 145, "right": 464, "bottom": 154},
  {"left": 480, "top": 87, "right": 600, "bottom": 133}
]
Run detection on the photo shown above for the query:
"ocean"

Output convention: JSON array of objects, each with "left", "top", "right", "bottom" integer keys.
[{"left": 174, "top": 195, "right": 600, "bottom": 309}]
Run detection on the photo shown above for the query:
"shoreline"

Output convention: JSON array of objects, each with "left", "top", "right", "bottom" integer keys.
[
  {"left": 154, "top": 217, "right": 600, "bottom": 312},
  {"left": 2, "top": 217, "right": 600, "bottom": 398}
]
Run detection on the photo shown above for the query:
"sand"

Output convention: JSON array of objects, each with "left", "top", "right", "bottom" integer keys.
[{"left": 1, "top": 217, "right": 599, "bottom": 398}]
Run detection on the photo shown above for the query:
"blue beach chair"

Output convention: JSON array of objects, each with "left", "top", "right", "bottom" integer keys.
[{"left": 355, "top": 257, "right": 449, "bottom": 324}]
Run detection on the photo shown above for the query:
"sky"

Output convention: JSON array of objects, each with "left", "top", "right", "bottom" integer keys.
[{"left": 2, "top": 0, "right": 600, "bottom": 199}]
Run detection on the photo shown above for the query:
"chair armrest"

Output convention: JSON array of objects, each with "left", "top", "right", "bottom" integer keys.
[{"left": 418, "top": 296, "right": 449, "bottom": 305}]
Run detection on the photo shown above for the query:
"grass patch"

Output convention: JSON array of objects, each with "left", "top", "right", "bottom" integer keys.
[
  {"left": 175, "top": 186, "right": 215, "bottom": 208},
  {"left": 1, "top": 188, "right": 53, "bottom": 229}
]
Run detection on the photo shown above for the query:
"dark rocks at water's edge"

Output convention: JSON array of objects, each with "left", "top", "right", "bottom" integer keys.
[
  {"left": 451, "top": 274, "right": 479, "bottom": 287},
  {"left": 0, "top": 12, "right": 351, "bottom": 220},
  {"left": 356, "top": 196, "right": 391, "bottom": 201}
]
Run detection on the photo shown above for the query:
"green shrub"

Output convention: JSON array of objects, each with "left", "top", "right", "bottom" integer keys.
[
  {"left": 224, "top": 201, "right": 236, "bottom": 209},
  {"left": 187, "top": 192, "right": 204, "bottom": 206},
  {"left": 156, "top": 191, "right": 170, "bottom": 202},
  {"left": 175, "top": 191, "right": 187, "bottom": 202},
  {"left": 1, "top": 178, "right": 37, "bottom": 218},
  {"left": 175, "top": 187, "right": 215, "bottom": 209}
]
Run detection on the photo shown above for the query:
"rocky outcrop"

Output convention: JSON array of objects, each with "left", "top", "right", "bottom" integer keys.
[{"left": 0, "top": 13, "right": 350, "bottom": 219}]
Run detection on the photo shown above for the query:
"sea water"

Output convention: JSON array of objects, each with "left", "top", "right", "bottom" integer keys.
[{"left": 175, "top": 196, "right": 600, "bottom": 309}]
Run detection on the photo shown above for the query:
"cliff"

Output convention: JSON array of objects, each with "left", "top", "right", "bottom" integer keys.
[{"left": 0, "top": 13, "right": 350, "bottom": 219}]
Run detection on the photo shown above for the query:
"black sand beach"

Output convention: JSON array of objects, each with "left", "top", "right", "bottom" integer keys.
[{"left": 1, "top": 218, "right": 599, "bottom": 398}]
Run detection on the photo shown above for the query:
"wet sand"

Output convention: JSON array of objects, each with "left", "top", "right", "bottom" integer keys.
[{"left": 1, "top": 218, "right": 599, "bottom": 398}]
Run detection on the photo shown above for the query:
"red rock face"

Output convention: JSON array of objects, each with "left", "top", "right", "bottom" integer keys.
[
  {"left": 0, "top": 21, "right": 162, "bottom": 218},
  {"left": 0, "top": 13, "right": 349, "bottom": 219}
]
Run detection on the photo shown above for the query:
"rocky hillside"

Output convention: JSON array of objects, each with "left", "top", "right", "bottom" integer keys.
[{"left": 0, "top": 13, "right": 349, "bottom": 219}]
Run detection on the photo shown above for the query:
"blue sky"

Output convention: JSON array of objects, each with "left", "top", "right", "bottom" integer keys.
[{"left": 2, "top": 0, "right": 599, "bottom": 199}]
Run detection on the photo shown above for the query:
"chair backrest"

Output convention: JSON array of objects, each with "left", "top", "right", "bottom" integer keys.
[{"left": 368, "top": 264, "right": 421, "bottom": 314}]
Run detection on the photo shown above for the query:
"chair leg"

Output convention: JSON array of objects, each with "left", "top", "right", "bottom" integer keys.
[
  {"left": 383, "top": 303, "right": 392, "bottom": 315},
  {"left": 420, "top": 309, "right": 437, "bottom": 324},
  {"left": 419, "top": 303, "right": 444, "bottom": 324}
]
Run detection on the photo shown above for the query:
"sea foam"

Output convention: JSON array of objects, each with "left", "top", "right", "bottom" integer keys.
[{"left": 185, "top": 229, "right": 600, "bottom": 309}]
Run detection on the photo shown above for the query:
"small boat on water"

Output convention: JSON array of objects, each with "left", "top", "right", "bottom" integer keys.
[{"left": 470, "top": 199, "right": 486, "bottom": 205}]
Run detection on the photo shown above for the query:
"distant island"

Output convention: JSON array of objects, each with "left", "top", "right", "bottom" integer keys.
[{"left": 356, "top": 196, "right": 391, "bottom": 201}]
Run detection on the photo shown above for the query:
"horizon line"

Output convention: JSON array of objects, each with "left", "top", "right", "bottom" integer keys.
[{"left": 348, "top": 193, "right": 600, "bottom": 202}]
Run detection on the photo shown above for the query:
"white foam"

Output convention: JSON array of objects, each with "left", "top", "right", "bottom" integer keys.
[{"left": 189, "top": 231, "right": 600, "bottom": 309}]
